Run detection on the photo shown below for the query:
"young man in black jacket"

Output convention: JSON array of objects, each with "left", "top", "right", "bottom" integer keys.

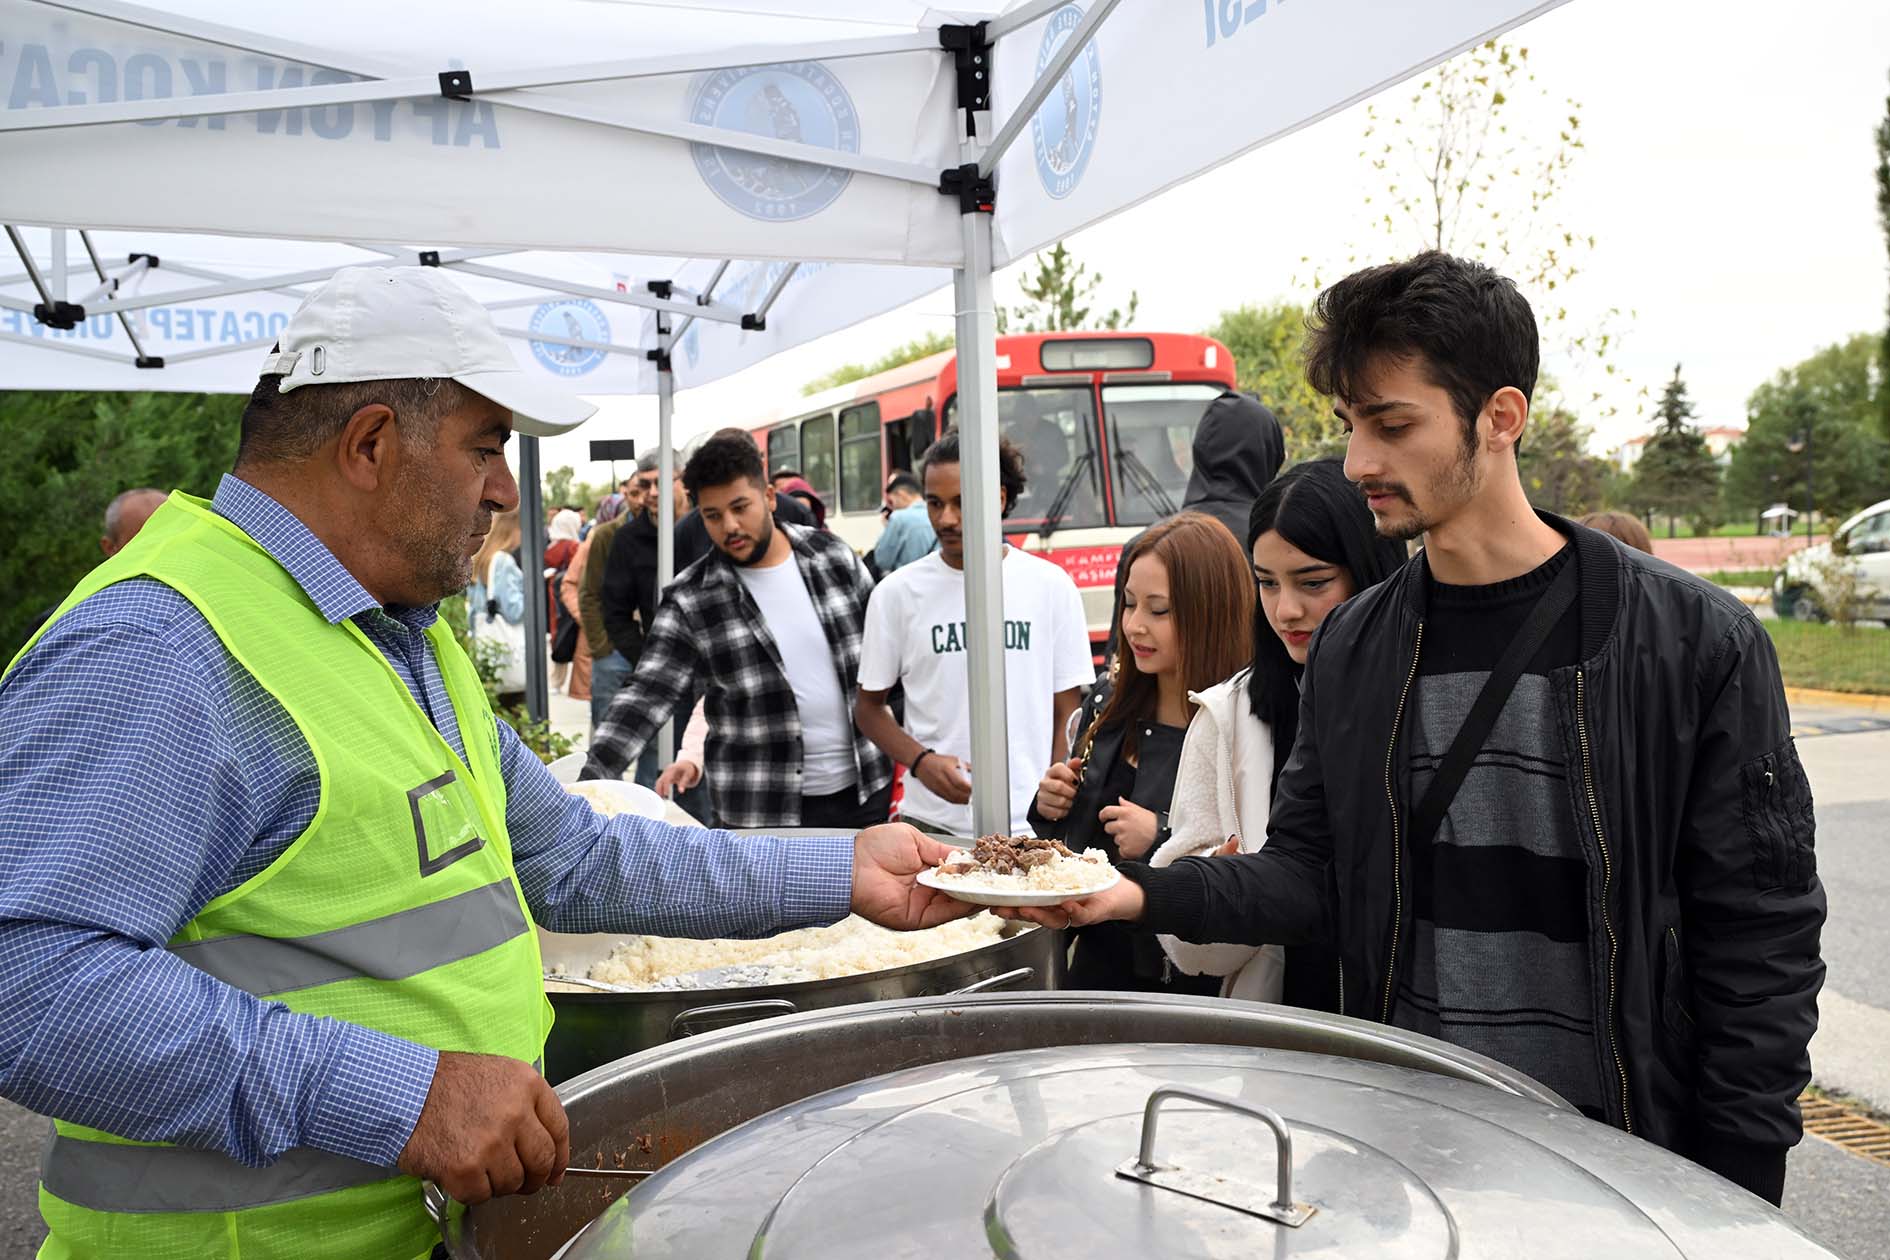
[{"left": 1008, "top": 251, "right": 1824, "bottom": 1206}]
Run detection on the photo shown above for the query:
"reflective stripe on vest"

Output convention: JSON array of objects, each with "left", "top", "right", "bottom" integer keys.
[
  {"left": 40, "top": 1130, "right": 390, "bottom": 1214},
  {"left": 169, "top": 879, "right": 528, "bottom": 996}
]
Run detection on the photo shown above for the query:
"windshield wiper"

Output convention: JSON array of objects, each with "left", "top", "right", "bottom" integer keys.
[
  {"left": 1037, "top": 448, "right": 1096, "bottom": 539},
  {"left": 1115, "top": 449, "right": 1180, "bottom": 520}
]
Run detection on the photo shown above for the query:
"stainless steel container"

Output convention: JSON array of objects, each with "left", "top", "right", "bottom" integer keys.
[
  {"left": 565, "top": 1035, "right": 1838, "bottom": 1259},
  {"left": 434, "top": 992, "right": 1580, "bottom": 1259},
  {"left": 538, "top": 917, "right": 1062, "bottom": 1082}
]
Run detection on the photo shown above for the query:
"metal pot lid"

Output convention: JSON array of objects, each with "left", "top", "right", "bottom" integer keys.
[{"left": 564, "top": 1041, "right": 1831, "bottom": 1260}]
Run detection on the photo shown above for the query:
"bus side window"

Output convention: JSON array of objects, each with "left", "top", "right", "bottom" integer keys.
[
  {"left": 904, "top": 407, "right": 937, "bottom": 466},
  {"left": 838, "top": 403, "right": 883, "bottom": 514},
  {"left": 767, "top": 425, "right": 799, "bottom": 480}
]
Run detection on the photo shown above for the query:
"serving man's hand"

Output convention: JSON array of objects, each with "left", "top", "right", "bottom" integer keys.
[
  {"left": 851, "top": 823, "right": 975, "bottom": 931},
  {"left": 398, "top": 1051, "right": 569, "bottom": 1204},
  {"left": 992, "top": 877, "right": 1146, "bottom": 931}
]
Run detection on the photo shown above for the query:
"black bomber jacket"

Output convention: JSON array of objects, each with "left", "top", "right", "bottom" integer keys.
[{"left": 1127, "top": 514, "right": 1826, "bottom": 1204}]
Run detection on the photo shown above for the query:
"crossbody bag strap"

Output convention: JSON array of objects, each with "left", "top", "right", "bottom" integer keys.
[{"left": 1407, "top": 556, "right": 1581, "bottom": 851}]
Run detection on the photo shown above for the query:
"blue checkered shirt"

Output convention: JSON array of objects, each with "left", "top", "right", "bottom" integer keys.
[{"left": 0, "top": 474, "right": 852, "bottom": 1172}]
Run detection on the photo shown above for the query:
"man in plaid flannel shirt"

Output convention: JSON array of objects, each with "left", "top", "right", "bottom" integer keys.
[{"left": 581, "top": 431, "right": 892, "bottom": 830}]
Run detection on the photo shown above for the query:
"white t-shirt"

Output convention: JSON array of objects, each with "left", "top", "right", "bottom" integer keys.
[
  {"left": 858, "top": 548, "right": 1094, "bottom": 833},
  {"left": 734, "top": 555, "right": 857, "bottom": 795}
]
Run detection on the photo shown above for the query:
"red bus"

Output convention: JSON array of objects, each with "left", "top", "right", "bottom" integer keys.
[{"left": 748, "top": 330, "right": 1238, "bottom": 654}]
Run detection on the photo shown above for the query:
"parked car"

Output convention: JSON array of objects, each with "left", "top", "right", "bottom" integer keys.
[{"left": 1774, "top": 497, "right": 1890, "bottom": 622}]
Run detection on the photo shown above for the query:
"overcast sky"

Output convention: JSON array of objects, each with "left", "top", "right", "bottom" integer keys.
[{"left": 538, "top": 0, "right": 1890, "bottom": 486}]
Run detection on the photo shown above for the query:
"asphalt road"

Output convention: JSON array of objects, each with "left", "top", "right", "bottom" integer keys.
[{"left": 1, "top": 708, "right": 1885, "bottom": 1259}]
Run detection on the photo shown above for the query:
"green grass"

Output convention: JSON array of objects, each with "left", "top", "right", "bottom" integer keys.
[
  {"left": 1702, "top": 568, "right": 1778, "bottom": 588},
  {"left": 1763, "top": 618, "right": 1890, "bottom": 695}
]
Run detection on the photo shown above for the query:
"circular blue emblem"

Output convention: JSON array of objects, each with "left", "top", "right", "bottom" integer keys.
[
  {"left": 527, "top": 300, "right": 610, "bottom": 378},
  {"left": 1030, "top": 5, "right": 1102, "bottom": 200},
  {"left": 689, "top": 62, "right": 860, "bottom": 221}
]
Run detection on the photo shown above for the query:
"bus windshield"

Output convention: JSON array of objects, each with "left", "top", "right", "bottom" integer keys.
[
  {"left": 1103, "top": 382, "right": 1226, "bottom": 527},
  {"left": 947, "top": 386, "right": 1106, "bottom": 532}
]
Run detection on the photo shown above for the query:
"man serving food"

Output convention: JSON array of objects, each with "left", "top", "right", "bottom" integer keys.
[{"left": 0, "top": 266, "right": 967, "bottom": 1260}]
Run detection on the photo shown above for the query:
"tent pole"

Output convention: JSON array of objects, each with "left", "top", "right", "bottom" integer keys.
[
  {"left": 953, "top": 209, "right": 1011, "bottom": 838},
  {"left": 655, "top": 314, "right": 677, "bottom": 766},
  {"left": 50, "top": 230, "right": 68, "bottom": 303},
  {"left": 518, "top": 434, "right": 550, "bottom": 723}
]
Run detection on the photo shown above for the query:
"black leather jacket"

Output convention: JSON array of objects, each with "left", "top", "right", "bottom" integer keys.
[{"left": 1128, "top": 515, "right": 1825, "bottom": 1202}]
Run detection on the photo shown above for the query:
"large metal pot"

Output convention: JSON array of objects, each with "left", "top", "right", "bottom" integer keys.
[
  {"left": 567, "top": 1037, "right": 1839, "bottom": 1259},
  {"left": 538, "top": 917, "right": 1062, "bottom": 1082},
  {"left": 434, "top": 992, "right": 1573, "bottom": 1259}
]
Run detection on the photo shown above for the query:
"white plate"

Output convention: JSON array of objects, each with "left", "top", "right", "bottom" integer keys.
[
  {"left": 916, "top": 865, "right": 1120, "bottom": 908},
  {"left": 562, "top": 778, "right": 668, "bottom": 821}
]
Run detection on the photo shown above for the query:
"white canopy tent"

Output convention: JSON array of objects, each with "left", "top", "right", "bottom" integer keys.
[{"left": 1, "top": 0, "right": 1566, "bottom": 834}]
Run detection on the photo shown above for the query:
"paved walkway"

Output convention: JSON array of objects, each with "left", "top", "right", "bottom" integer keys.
[{"left": 1652, "top": 533, "right": 1824, "bottom": 572}]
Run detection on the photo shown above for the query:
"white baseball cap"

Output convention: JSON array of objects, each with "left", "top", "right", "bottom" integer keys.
[{"left": 257, "top": 265, "right": 597, "bottom": 437}]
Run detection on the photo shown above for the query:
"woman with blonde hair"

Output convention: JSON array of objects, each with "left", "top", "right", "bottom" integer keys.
[
  {"left": 1028, "top": 511, "right": 1253, "bottom": 992},
  {"left": 468, "top": 510, "right": 526, "bottom": 709}
]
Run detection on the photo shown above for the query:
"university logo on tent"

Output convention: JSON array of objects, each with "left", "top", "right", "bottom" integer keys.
[
  {"left": 1031, "top": 4, "right": 1102, "bottom": 200},
  {"left": 688, "top": 62, "right": 860, "bottom": 221},
  {"left": 527, "top": 300, "right": 610, "bottom": 378}
]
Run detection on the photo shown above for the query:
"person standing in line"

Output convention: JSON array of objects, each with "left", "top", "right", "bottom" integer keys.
[
  {"left": 545, "top": 508, "right": 582, "bottom": 691},
  {"left": 854, "top": 430, "right": 1094, "bottom": 837},
  {"left": 774, "top": 475, "right": 829, "bottom": 531},
  {"left": 582, "top": 432, "right": 892, "bottom": 831},
  {"left": 100, "top": 487, "right": 168, "bottom": 558},
  {"left": 672, "top": 435, "right": 817, "bottom": 573},
  {"left": 1028, "top": 512, "right": 1253, "bottom": 995},
  {"left": 468, "top": 509, "right": 526, "bottom": 709},
  {"left": 591, "top": 454, "right": 669, "bottom": 787},
  {"left": 1579, "top": 510, "right": 1655, "bottom": 555},
  {"left": 1147, "top": 458, "right": 1407, "bottom": 1008},
  {"left": 561, "top": 524, "right": 594, "bottom": 703},
  {"left": 871, "top": 471, "right": 936, "bottom": 575},
  {"left": 1005, "top": 251, "right": 1824, "bottom": 1207}
]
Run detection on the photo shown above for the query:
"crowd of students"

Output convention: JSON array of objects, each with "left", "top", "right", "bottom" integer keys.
[{"left": 555, "top": 249, "right": 1822, "bottom": 1208}]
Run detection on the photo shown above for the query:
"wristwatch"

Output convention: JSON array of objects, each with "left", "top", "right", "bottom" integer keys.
[{"left": 1153, "top": 810, "right": 1172, "bottom": 850}]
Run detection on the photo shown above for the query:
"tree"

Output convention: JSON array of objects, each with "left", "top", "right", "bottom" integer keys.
[
  {"left": 1875, "top": 69, "right": 1889, "bottom": 436},
  {"left": 1342, "top": 40, "right": 1635, "bottom": 418},
  {"left": 1629, "top": 366, "right": 1721, "bottom": 536},
  {"left": 1517, "top": 404, "right": 1610, "bottom": 516},
  {"left": 0, "top": 390, "right": 243, "bottom": 659},
  {"left": 1724, "top": 334, "right": 1890, "bottom": 527},
  {"left": 543, "top": 465, "right": 606, "bottom": 512},
  {"left": 996, "top": 243, "right": 1138, "bottom": 334},
  {"left": 1201, "top": 302, "right": 1344, "bottom": 461},
  {"left": 802, "top": 330, "right": 954, "bottom": 397}
]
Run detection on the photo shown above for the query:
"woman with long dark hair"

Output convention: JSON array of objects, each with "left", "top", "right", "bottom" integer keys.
[
  {"left": 1149, "top": 458, "right": 1407, "bottom": 1007},
  {"left": 1028, "top": 511, "right": 1253, "bottom": 992}
]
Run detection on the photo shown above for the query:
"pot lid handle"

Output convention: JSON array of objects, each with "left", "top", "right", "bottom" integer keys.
[{"left": 1113, "top": 1086, "right": 1316, "bottom": 1228}]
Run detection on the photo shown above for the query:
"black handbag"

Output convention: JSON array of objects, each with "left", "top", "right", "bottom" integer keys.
[{"left": 550, "top": 599, "right": 581, "bottom": 664}]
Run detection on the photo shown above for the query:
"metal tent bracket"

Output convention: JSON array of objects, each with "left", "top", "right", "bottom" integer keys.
[
  {"left": 939, "top": 163, "right": 996, "bottom": 215},
  {"left": 33, "top": 300, "right": 85, "bottom": 330},
  {"left": 939, "top": 22, "right": 992, "bottom": 135}
]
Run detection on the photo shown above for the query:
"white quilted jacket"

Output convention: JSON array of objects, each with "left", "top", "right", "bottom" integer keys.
[{"left": 1151, "top": 670, "right": 1285, "bottom": 1002}]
